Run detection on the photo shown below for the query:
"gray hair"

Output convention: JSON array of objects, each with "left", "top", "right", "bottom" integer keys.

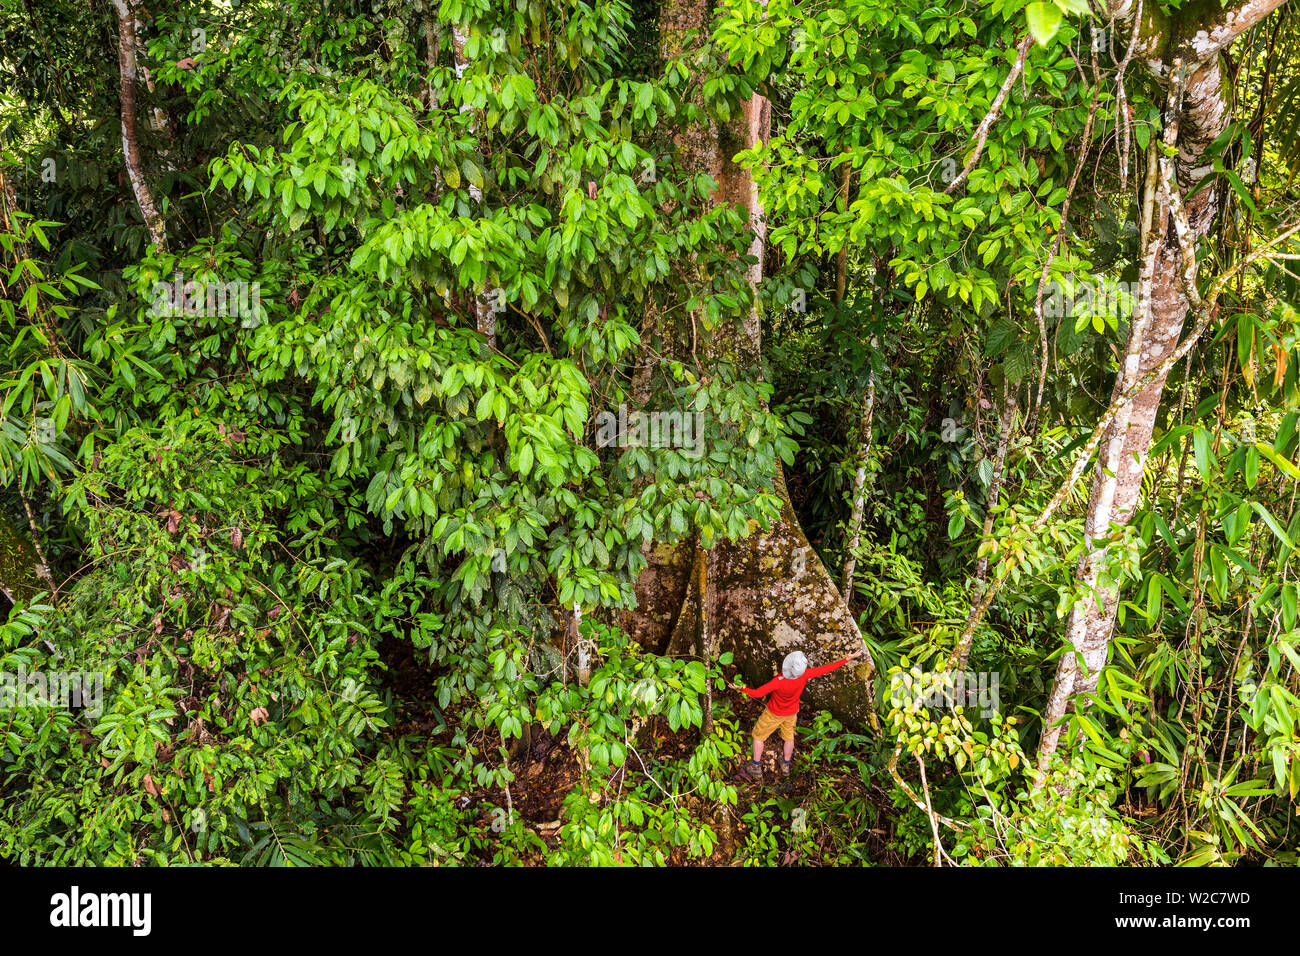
[{"left": 782, "top": 651, "right": 808, "bottom": 680}]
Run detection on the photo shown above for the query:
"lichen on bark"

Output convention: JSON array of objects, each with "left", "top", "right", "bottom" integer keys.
[
  {"left": 1037, "top": 0, "right": 1288, "bottom": 770},
  {"left": 623, "top": 0, "right": 878, "bottom": 730}
]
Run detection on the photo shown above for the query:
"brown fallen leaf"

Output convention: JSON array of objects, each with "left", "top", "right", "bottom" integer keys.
[
  {"left": 143, "top": 773, "right": 161, "bottom": 797},
  {"left": 249, "top": 706, "right": 269, "bottom": 726}
]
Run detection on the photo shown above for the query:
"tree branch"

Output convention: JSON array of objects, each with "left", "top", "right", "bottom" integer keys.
[{"left": 944, "top": 35, "right": 1034, "bottom": 195}]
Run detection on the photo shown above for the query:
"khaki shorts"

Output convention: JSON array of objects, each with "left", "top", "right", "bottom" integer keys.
[{"left": 752, "top": 706, "right": 797, "bottom": 743}]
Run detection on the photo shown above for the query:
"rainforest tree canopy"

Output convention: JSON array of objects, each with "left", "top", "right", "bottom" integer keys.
[{"left": 2, "top": 0, "right": 1300, "bottom": 867}]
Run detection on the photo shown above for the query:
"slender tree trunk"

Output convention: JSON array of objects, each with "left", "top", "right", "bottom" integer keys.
[
  {"left": 19, "top": 492, "right": 54, "bottom": 592},
  {"left": 955, "top": 386, "right": 1017, "bottom": 670},
  {"left": 124, "top": 2, "right": 172, "bottom": 142},
  {"left": 836, "top": 163, "right": 875, "bottom": 602},
  {"left": 571, "top": 601, "right": 590, "bottom": 685},
  {"left": 112, "top": 0, "right": 167, "bottom": 252},
  {"left": 1036, "top": 0, "right": 1288, "bottom": 771},
  {"left": 696, "top": 547, "right": 715, "bottom": 735},
  {"left": 834, "top": 163, "right": 851, "bottom": 303},
  {"left": 840, "top": 373, "right": 875, "bottom": 598}
]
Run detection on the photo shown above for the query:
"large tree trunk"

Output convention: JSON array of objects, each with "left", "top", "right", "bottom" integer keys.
[
  {"left": 624, "top": 0, "right": 877, "bottom": 728},
  {"left": 1036, "top": 0, "right": 1287, "bottom": 769}
]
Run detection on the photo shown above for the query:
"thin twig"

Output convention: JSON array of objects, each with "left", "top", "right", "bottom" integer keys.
[{"left": 944, "top": 36, "right": 1034, "bottom": 195}]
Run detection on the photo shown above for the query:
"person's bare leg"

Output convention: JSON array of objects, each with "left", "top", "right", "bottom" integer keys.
[
  {"left": 753, "top": 737, "right": 765, "bottom": 763},
  {"left": 782, "top": 738, "right": 795, "bottom": 764}
]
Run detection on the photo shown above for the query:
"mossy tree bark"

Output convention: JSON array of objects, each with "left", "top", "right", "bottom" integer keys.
[
  {"left": 0, "top": 514, "right": 44, "bottom": 607},
  {"left": 623, "top": 0, "right": 878, "bottom": 729}
]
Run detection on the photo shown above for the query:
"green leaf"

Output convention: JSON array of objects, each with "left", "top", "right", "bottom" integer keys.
[
  {"left": 1026, "top": 2, "right": 1063, "bottom": 45},
  {"left": 1146, "top": 574, "right": 1163, "bottom": 621},
  {"left": 1251, "top": 502, "right": 1294, "bottom": 550},
  {"left": 1256, "top": 442, "right": 1300, "bottom": 481},
  {"left": 1194, "top": 428, "right": 1215, "bottom": 479},
  {"left": 1237, "top": 313, "right": 1255, "bottom": 373},
  {"left": 1209, "top": 545, "right": 1228, "bottom": 597}
]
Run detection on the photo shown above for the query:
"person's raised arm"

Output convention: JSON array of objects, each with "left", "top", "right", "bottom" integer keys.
[
  {"left": 734, "top": 675, "right": 781, "bottom": 698},
  {"left": 805, "top": 649, "right": 865, "bottom": 679}
]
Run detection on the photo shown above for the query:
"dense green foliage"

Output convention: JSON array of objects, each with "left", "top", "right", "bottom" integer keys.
[{"left": 3, "top": 0, "right": 1300, "bottom": 866}]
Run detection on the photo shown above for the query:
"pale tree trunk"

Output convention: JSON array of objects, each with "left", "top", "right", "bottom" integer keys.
[
  {"left": 128, "top": 4, "right": 176, "bottom": 175},
  {"left": 840, "top": 371, "right": 875, "bottom": 599},
  {"left": 1036, "top": 0, "right": 1288, "bottom": 771},
  {"left": 625, "top": 0, "right": 877, "bottom": 728},
  {"left": 123, "top": 2, "right": 171, "bottom": 141},
  {"left": 112, "top": 0, "right": 167, "bottom": 252},
  {"left": 837, "top": 161, "right": 875, "bottom": 602},
  {"left": 19, "top": 492, "right": 55, "bottom": 594},
  {"left": 570, "top": 601, "right": 589, "bottom": 685}
]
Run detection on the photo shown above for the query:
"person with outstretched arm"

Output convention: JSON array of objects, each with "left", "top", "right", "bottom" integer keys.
[{"left": 733, "top": 648, "right": 866, "bottom": 784}]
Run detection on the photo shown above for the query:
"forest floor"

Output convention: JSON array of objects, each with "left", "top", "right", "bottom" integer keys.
[{"left": 379, "top": 635, "right": 907, "bottom": 865}]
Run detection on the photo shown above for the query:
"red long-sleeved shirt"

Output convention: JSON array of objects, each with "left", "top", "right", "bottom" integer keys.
[{"left": 740, "top": 659, "right": 849, "bottom": 716}]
